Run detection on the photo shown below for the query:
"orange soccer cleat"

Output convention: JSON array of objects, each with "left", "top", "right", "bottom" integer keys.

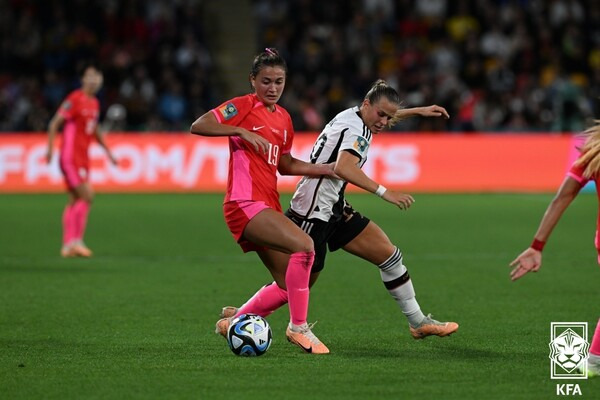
[
  {"left": 71, "top": 241, "right": 93, "bottom": 257},
  {"left": 60, "top": 244, "right": 76, "bottom": 258},
  {"left": 409, "top": 314, "right": 459, "bottom": 339},
  {"left": 220, "top": 306, "right": 238, "bottom": 319},
  {"left": 215, "top": 317, "right": 232, "bottom": 338},
  {"left": 286, "top": 322, "right": 330, "bottom": 354}
]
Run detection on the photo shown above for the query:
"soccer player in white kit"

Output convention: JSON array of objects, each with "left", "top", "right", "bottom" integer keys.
[{"left": 219, "top": 80, "right": 459, "bottom": 344}]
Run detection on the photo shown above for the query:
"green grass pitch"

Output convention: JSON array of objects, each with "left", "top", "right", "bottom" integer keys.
[{"left": 1, "top": 192, "right": 598, "bottom": 399}]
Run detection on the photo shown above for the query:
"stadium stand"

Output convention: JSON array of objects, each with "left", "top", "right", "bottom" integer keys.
[{"left": 1, "top": 0, "right": 599, "bottom": 132}]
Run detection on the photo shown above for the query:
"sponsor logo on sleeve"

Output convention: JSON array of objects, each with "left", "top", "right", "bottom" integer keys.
[
  {"left": 353, "top": 136, "right": 368, "bottom": 153},
  {"left": 219, "top": 103, "right": 238, "bottom": 120}
]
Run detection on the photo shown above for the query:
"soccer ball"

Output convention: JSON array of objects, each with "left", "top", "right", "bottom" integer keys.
[{"left": 227, "top": 313, "right": 272, "bottom": 356}]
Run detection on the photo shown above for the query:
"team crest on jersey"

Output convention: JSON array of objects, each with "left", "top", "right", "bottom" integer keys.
[
  {"left": 61, "top": 101, "right": 72, "bottom": 110},
  {"left": 219, "top": 103, "right": 238, "bottom": 120},
  {"left": 353, "top": 136, "right": 368, "bottom": 153}
]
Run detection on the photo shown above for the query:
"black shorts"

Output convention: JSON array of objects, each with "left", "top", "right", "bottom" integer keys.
[{"left": 285, "top": 204, "right": 370, "bottom": 273}]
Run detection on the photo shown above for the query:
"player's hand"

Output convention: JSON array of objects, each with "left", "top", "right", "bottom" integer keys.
[
  {"left": 238, "top": 129, "right": 269, "bottom": 154},
  {"left": 46, "top": 148, "right": 53, "bottom": 164},
  {"left": 382, "top": 190, "right": 415, "bottom": 210},
  {"left": 509, "top": 248, "right": 542, "bottom": 281},
  {"left": 420, "top": 105, "right": 449, "bottom": 119}
]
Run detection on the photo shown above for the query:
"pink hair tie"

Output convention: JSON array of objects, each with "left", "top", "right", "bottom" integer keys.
[{"left": 265, "top": 48, "right": 276, "bottom": 56}]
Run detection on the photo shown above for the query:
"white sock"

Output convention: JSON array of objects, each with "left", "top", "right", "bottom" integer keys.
[
  {"left": 289, "top": 322, "right": 308, "bottom": 332},
  {"left": 378, "top": 247, "right": 425, "bottom": 327}
]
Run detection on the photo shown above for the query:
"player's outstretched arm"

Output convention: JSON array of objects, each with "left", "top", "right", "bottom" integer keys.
[
  {"left": 389, "top": 105, "right": 449, "bottom": 126},
  {"left": 46, "top": 113, "right": 65, "bottom": 164},
  {"left": 335, "top": 150, "right": 414, "bottom": 209},
  {"left": 509, "top": 176, "right": 582, "bottom": 281},
  {"left": 277, "top": 154, "right": 337, "bottom": 178},
  {"left": 190, "top": 111, "right": 269, "bottom": 154}
]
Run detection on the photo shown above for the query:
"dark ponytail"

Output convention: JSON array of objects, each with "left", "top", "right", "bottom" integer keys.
[{"left": 250, "top": 48, "right": 288, "bottom": 78}]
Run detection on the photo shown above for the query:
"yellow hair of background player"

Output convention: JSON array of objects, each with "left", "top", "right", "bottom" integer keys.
[{"left": 575, "top": 120, "right": 600, "bottom": 178}]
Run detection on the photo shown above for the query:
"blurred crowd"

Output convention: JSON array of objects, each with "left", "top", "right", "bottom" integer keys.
[
  {"left": 1, "top": 0, "right": 600, "bottom": 133},
  {"left": 260, "top": 0, "right": 600, "bottom": 132},
  {"left": 0, "top": 0, "right": 214, "bottom": 132}
]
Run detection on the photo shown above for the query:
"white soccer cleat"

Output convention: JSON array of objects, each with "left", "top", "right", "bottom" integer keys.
[{"left": 585, "top": 358, "right": 600, "bottom": 378}]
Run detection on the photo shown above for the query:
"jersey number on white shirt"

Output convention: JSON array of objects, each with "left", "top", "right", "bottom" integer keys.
[{"left": 310, "top": 134, "right": 327, "bottom": 163}]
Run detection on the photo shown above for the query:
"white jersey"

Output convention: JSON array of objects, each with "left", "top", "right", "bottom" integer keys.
[{"left": 289, "top": 106, "right": 372, "bottom": 221}]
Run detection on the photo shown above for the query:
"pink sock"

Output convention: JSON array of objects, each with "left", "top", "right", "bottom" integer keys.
[
  {"left": 62, "top": 204, "right": 76, "bottom": 245},
  {"left": 235, "top": 282, "right": 288, "bottom": 318},
  {"left": 72, "top": 200, "right": 91, "bottom": 241},
  {"left": 285, "top": 251, "right": 314, "bottom": 326},
  {"left": 591, "top": 319, "right": 600, "bottom": 356}
]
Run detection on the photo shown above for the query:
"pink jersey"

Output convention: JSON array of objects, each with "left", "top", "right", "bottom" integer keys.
[
  {"left": 211, "top": 94, "right": 294, "bottom": 206},
  {"left": 568, "top": 156, "right": 600, "bottom": 251},
  {"left": 58, "top": 89, "right": 100, "bottom": 168}
]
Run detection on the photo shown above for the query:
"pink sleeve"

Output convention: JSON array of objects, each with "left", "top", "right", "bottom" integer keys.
[
  {"left": 567, "top": 159, "right": 589, "bottom": 185},
  {"left": 210, "top": 108, "right": 223, "bottom": 123},
  {"left": 210, "top": 95, "right": 252, "bottom": 126}
]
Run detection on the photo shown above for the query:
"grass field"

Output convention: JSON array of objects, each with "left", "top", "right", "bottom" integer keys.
[{"left": 1, "top": 192, "right": 599, "bottom": 399}]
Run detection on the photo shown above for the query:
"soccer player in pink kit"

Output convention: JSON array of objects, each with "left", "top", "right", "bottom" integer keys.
[
  {"left": 510, "top": 122, "right": 600, "bottom": 377},
  {"left": 190, "top": 48, "right": 336, "bottom": 354},
  {"left": 46, "top": 65, "right": 117, "bottom": 258}
]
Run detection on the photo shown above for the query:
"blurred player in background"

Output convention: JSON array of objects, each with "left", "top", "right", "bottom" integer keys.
[
  {"left": 219, "top": 79, "right": 459, "bottom": 342},
  {"left": 46, "top": 65, "right": 117, "bottom": 258},
  {"left": 190, "top": 48, "right": 336, "bottom": 354},
  {"left": 510, "top": 122, "right": 600, "bottom": 377}
]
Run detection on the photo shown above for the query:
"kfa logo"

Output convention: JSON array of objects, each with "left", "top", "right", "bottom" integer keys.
[
  {"left": 550, "top": 322, "right": 589, "bottom": 396},
  {"left": 556, "top": 384, "right": 582, "bottom": 396}
]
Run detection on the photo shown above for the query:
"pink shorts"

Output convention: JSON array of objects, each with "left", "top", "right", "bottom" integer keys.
[
  {"left": 223, "top": 200, "right": 281, "bottom": 253},
  {"left": 59, "top": 159, "right": 87, "bottom": 190}
]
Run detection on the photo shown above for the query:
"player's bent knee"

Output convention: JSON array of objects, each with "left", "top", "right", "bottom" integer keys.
[{"left": 293, "top": 236, "right": 314, "bottom": 254}]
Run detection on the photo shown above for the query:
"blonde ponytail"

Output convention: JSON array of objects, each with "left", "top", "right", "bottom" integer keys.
[
  {"left": 364, "top": 79, "right": 400, "bottom": 105},
  {"left": 575, "top": 120, "right": 600, "bottom": 178},
  {"left": 388, "top": 106, "right": 408, "bottom": 127}
]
